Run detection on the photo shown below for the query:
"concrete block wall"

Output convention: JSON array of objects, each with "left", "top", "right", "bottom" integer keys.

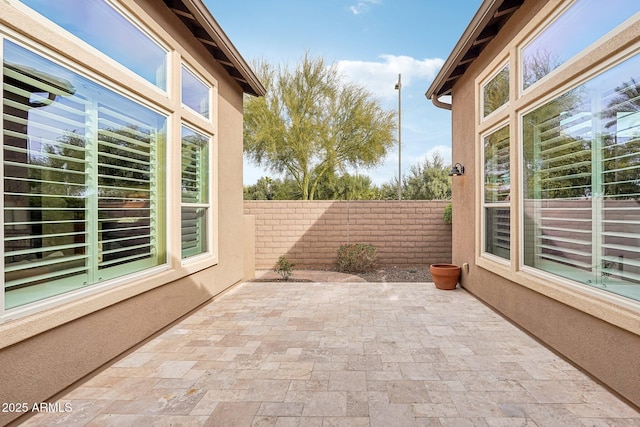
[{"left": 244, "top": 200, "right": 452, "bottom": 269}]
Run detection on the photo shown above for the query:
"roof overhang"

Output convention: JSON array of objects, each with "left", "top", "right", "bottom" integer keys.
[
  {"left": 425, "top": 0, "right": 524, "bottom": 107},
  {"left": 162, "top": 0, "right": 266, "bottom": 97}
]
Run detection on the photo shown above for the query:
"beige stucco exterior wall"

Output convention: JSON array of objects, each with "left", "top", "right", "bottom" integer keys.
[
  {"left": 245, "top": 200, "right": 452, "bottom": 269},
  {"left": 0, "top": 1, "right": 252, "bottom": 425},
  {"left": 449, "top": 0, "right": 640, "bottom": 408}
]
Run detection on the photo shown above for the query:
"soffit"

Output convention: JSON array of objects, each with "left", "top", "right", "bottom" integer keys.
[
  {"left": 425, "top": 0, "right": 524, "bottom": 101},
  {"left": 162, "top": 0, "right": 266, "bottom": 97}
]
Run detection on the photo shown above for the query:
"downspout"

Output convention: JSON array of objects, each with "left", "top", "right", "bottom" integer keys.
[{"left": 430, "top": 94, "right": 452, "bottom": 110}]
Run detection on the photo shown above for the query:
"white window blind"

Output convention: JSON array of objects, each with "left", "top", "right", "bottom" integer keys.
[
  {"left": 3, "top": 40, "right": 165, "bottom": 309},
  {"left": 484, "top": 125, "right": 510, "bottom": 259},
  {"left": 180, "top": 125, "right": 210, "bottom": 259},
  {"left": 523, "top": 54, "right": 640, "bottom": 301}
]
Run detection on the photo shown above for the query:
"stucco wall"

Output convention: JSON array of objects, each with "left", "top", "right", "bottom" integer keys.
[
  {"left": 0, "top": 1, "right": 251, "bottom": 425},
  {"left": 449, "top": 0, "right": 640, "bottom": 408},
  {"left": 244, "top": 200, "right": 452, "bottom": 269}
]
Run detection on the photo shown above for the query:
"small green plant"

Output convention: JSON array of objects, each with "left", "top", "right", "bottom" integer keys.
[
  {"left": 274, "top": 255, "right": 295, "bottom": 281},
  {"left": 337, "top": 243, "right": 378, "bottom": 273},
  {"left": 443, "top": 203, "right": 452, "bottom": 225}
]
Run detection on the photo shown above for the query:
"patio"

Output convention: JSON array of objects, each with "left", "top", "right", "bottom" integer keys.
[{"left": 20, "top": 274, "right": 640, "bottom": 426}]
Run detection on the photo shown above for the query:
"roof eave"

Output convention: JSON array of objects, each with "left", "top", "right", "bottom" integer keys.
[
  {"left": 164, "top": 0, "right": 266, "bottom": 97},
  {"left": 425, "top": 0, "right": 523, "bottom": 104}
]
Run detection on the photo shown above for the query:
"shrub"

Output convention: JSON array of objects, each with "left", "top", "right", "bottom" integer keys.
[
  {"left": 274, "top": 255, "right": 295, "bottom": 280},
  {"left": 337, "top": 243, "right": 378, "bottom": 273},
  {"left": 443, "top": 203, "right": 452, "bottom": 225}
]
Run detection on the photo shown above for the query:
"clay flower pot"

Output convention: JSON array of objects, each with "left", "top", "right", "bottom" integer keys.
[{"left": 429, "top": 264, "right": 461, "bottom": 290}]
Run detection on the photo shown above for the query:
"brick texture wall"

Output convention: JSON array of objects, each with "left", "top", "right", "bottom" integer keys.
[{"left": 244, "top": 200, "right": 452, "bottom": 269}]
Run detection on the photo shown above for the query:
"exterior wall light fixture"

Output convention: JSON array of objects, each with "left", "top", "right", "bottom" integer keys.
[{"left": 449, "top": 163, "right": 465, "bottom": 176}]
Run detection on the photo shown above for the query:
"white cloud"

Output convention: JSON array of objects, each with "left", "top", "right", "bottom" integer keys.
[
  {"left": 336, "top": 55, "right": 444, "bottom": 100},
  {"left": 349, "top": 0, "right": 382, "bottom": 15}
]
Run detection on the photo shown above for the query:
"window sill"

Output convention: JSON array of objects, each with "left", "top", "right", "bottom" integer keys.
[
  {"left": 0, "top": 255, "right": 217, "bottom": 348},
  {"left": 475, "top": 256, "right": 640, "bottom": 336}
]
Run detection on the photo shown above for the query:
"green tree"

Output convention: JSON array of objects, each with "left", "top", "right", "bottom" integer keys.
[
  {"left": 244, "top": 176, "right": 301, "bottom": 200},
  {"left": 402, "top": 152, "right": 451, "bottom": 200},
  {"left": 315, "top": 173, "right": 379, "bottom": 200},
  {"left": 243, "top": 53, "right": 396, "bottom": 200}
]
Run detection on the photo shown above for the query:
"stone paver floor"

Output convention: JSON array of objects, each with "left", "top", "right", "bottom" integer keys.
[{"left": 21, "top": 281, "right": 640, "bottom": 426}]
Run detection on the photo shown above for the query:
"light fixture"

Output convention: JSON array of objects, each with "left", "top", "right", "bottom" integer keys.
[
  {"left": 449, "top": 163, "right": 465, "bottom": 176},
  {"left": 394, "top": 73, "right": 402, "bottom": 200}
]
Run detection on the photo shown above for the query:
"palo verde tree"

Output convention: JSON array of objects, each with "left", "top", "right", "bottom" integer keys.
[{"left": 243, "top": 53, "right": 396, "bottom": 200}]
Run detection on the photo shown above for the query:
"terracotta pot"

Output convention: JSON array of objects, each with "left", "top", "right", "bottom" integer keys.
[{"left": 429, "top": 264, "right": 461, "bottom": 290}]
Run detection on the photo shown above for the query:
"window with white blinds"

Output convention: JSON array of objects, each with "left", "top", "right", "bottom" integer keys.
[
  {"left": 3, "top": 40, "right": 166, "bottom": 309},
  {"left": 483, "top": 125, "right": 510, "bottom": 259},
  {"left": 181, "top": 125, "right": 210, "bottom": 259},
  {"left": 522, "top": 53, "right": 640, "bottom": 301}
]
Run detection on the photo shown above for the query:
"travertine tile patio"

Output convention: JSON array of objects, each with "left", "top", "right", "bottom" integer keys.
[{"left": 20, "top": 280, "right": 640, "bottom": 426}]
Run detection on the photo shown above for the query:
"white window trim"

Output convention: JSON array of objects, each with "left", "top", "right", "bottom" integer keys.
[
  {"left": 516, "top": 50, "right": 640, "bottom": 299},
  {"left": 479, "top": 123, "right": 511, "bottom": 265},
  {"left": 179, "top": 122, "right": 216, "bottom": 265},
  {"left": 471, "top": 1, "right": 640, "bottom": 335},
  {"left": 0, "top": 31, "right": 173, "bottom": 321}
]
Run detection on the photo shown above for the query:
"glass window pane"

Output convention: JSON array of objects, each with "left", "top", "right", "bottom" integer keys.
[
  {"left": 182, "top": 66, "right": 210, "bottom": 118},
  {"left": 485, "top": 208, "right": 510, "bottom": 259},
  {"left": 483, "top": 125, "right": 510, "bottom": 259},
  {"left": 484, "top": 126, "right": 510, "bottom": 203},
  {"left": 181, "top": 207, "right": 207, "bottom": 259},
  {"left": 181, "top": 127, "right": 209, "bottom": 204},
  {"left": 181, "top": 126, "right": 210, "bottom": 259},
  {"left": 483, "top": 65, "right": 509, "bottom": 117},
  {"left": 3, "top": 40, "right": 166, "bottom": 309},
  {"left": 522, "top": 0, "right": 639, "bottom": 90},
  {"left": 22, "top": 0, "right": 167, "bottom": 90},
  {"left": 522, "top": 53, "right": 640, "bottom": 301}
]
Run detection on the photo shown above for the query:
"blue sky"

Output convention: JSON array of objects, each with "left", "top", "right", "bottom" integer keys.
[{"left": 205, "top": 0, "right": 483, "bottom": 185}]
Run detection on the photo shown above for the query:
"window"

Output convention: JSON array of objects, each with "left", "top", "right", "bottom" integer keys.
[
  {"left": 482, "top": 64, "right": 509, "bottom": 118},
  {"left": 21, "top": 0, "right": 167, "bottom": 90},
  {"left": 181, "top": 125, "right": 210, "bottom": 259},
  {"left": 3, "top": 40, "right": 166, "bottom": 309},
  {"left": 181, "top": 65, "right": 210, "bottom": 119},
  {"left": 522, "top": 53, "right": 640, "bottom": 302},
  {"left": 483, "top": 126, "right": 510, "bottom": 259},
  {"left": 522, "top": 0, "right": 639, "bottom": 90}
]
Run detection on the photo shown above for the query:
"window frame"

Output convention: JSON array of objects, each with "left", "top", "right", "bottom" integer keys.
[
  {"left": 0, "top": 31, "right": 174, "bottom": 320},
  {"left": 181, "top": 62, "right": 212, "bottom": 121},
  {"left": 518, "top": 51, "right": 640, "bottom": 303},
  {"left": 519, "top": 0, "right": 640, "bottom": 95},
  {"left": 471, "top": 0, "right": 640, "bottom": 331},
  {"left": 180, "top": 123, "right": 214, "bottom": 262},
  {"left": 481, "top": 123, "right": 511, "bottom": 262},
  {"left": 0, "top": 0, "right": 223, "bottom": 330},
  {"left": 480, "top": 61, "right": 510, "bottom": 120},
  {"left": 15, "top": 0, "right": 170, "bottom": 95}
]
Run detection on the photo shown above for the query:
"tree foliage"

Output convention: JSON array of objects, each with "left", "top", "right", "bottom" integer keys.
[
  {"left": 243, "top": 53, "right": 396, "bottom": 200},
  {"left": 315, "top": 173, "right": 379, "bottom": 200},
  {"left": 243, "top": 176, "right": 300, "bottom": 200},
  {"left": 244, "top": 152, "right": 452, "bottom": 201},
  {"left": 401, "top": 152, "right": 451, "bottom": 200}
]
